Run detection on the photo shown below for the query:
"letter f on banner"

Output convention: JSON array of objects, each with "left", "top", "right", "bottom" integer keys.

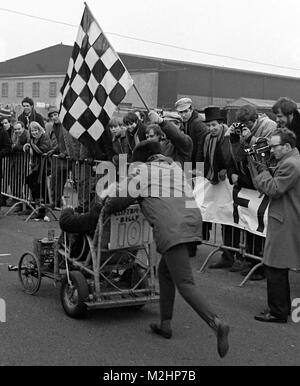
[
  {"left": 233, "top": 186, "right": 250, "bottom": 224},
  {"left": 0, "top": 299, "right": 6, "bottom": 323}
]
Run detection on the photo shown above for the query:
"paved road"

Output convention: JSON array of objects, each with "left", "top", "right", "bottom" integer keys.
[{"left": 0, "top": 209, "right": 300, "bottom": 366}]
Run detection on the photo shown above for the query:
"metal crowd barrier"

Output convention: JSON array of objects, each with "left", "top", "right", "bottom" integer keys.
[
  {"left": 1, "top": 152, "right": 101, "bottom": 222},
  {"left": 200, "top": 223, "right": 264, "bottom": 287},
  {"left": 1, "top": 152, "right": 266, "bottom": 286}
]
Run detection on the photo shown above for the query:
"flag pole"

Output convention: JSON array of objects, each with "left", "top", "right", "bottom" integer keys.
[{"left": 84, "top": 2, "right": 150, "bottom": 112}]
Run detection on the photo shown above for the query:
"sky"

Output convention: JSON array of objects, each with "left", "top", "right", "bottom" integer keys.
[{"left": 1, "top": 0, "right": 300, "bottom": 78}]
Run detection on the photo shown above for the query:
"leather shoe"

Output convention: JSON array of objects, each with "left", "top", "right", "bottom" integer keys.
[
  {"left": 254, "top": 313, "right": 287, "bottom": 323},
  {"left": 214, "top": 319, "right": 230, "bottom": 358},
  {"left": 150, "top": 323, "right": 172, "bottom": 339}
]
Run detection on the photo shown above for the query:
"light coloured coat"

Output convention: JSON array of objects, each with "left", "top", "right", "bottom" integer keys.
[{"left": 255, "top": 148, "right": 300, "bottom": 269}]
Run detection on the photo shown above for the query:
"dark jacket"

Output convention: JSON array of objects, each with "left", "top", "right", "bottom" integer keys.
[
  {"left": 185, "top": 110, "right": 209, "bottom": 165},
  {"left": 255, "top": 148, "right": 300, "bottom": 269},
  {"left": 104, "top": 155, "right": 203, "bottom": 254},
  {"left": 18, "top": 109, "right": 45, "bottom": 130},
  {"left": 60, "top": 203, "right": 103, "bottom": 235},
  {"left": 112, "top": 129, "right": 131, "bottom": 165},
  {"left": 126, "top": 121, "right": 147, "bottom": 160},
  {"left": 203, "top": 125, "right": 231, "bottom": 184},
  {"left": 45, "top": 122, "right": 67, "bottom": 156},
  {"left": 12, "top": 130, "right": 30, "bottom": 152},
  {"left": 289, "top": 110, "right": 300, "bottom": 151},
  {"left": 0, "top": 127, "right": 12, "bottom": 157},
  {"left": 160, "top": 121, "right": 193, "bottom": 167},
  {"left": 79, "top": 128, "right": 114, "bottom": 162},
  {"left": 227, "top": 132, "right": 256, "bottom": 189}
]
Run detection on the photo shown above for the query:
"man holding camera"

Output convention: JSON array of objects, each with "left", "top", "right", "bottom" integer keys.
[
  {"left": 254, "top": 128, "right": 300, "bottom": 323},
  {"left": 218, "top": 105, "right": 276, "bottom": 274}
]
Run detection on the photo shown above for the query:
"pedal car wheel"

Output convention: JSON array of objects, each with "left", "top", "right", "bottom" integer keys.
[
  {"left": 18, "top": 252, "right": 42, "bottom": 295},
  {"left": 60, "top": 271, "right": 89, "bottom": 318}
]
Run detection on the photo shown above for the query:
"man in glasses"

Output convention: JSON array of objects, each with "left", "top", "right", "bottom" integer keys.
[
  {"left": 254, "top": 128, "right": 300, "bottom": 323},
  {"left": 175, "top": 98, "right": 208, "bottom": 167}
]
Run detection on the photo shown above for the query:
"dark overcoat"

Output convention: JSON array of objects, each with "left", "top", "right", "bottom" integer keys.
[{"left": 255, "top": 148, "right": 300, "bottom": 269}]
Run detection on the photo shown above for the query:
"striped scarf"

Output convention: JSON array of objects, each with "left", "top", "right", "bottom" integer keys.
[{"left": 203, "top": 125, "right": 226, "bottom": 183}]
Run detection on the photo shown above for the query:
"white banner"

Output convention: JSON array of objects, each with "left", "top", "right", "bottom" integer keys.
[{"left": 193, "top": 177, "right": 269, "bottom": 237}]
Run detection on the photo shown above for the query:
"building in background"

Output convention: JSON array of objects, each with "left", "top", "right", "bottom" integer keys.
[{"left": 1, "top": 44, "right": 300, "bottom": 118}]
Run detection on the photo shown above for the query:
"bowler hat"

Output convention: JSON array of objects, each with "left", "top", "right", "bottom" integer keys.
[
  {"left": 175, "top": 98, "right": 193, "bottom": 112},
  {"left": 204, "top": 106, "right": 223, "bottom": 122}
]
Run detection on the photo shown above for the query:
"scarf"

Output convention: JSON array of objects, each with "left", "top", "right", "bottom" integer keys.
[{"left": 203, "top": 125, "right": 226, "bottom": 183}]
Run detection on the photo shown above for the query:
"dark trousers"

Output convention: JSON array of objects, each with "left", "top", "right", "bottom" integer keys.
[
  {"left": 158, "top": 243, "right": 216, "bottom": 327},
  {"left": 265, "top": 265, "right": 291, "bottom": 319}
]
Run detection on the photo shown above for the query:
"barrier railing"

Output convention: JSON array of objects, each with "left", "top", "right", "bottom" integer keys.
[
  {"left": 1, "top": 152, "right": 101, "bottom": 221},
  {"left": 1, "top": 152, "right": 266, "bottom": 286},
  {"left": 200, "top": 223, "right": 264, "bottom": 286}
]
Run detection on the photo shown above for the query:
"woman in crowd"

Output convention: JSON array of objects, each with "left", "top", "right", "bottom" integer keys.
[{"left": 24, "top": 121, "right": 52, "bottom": 209}]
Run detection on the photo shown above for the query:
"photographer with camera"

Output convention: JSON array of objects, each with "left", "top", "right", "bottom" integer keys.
[
  {"left": 254, "top": 128, "right": 300, "bottom": 323},
  {"left": 224, "top": 106, "right": 276, "bottom": 277}
]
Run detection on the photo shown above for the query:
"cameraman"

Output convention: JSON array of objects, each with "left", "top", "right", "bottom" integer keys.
[
  {"left": 225, "top": 107, "right": 276, "bottom": 277},
  {"left": 254, "top": 128, "right": 300, "bottom": 323},
  {"left": 236, "top": 105, "right": 277, "bottom": 146}
]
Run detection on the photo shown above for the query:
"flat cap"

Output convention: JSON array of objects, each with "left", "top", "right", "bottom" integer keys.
[{"left": 175, "top": 97, "right": 192, "bottom": 112}]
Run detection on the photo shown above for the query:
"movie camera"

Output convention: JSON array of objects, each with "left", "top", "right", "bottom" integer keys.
[{"left": 244, "top": 137, "right": 271, "bottom": 164}]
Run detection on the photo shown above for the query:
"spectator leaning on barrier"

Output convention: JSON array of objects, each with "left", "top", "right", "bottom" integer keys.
[
  {"left": 46, "top": 107, "right": 70, "bottom": 208},
  {"left": 272, "top": 97, "right": 300, "bottom": 151},
  {"left": 0, "top": 120, "right": 12, "bottom": 210},
  {"left": 24, "top": 121, "right": 52, "bottom": 209},
  {"left": 147, "top": 110, "right": 193, "bottom": 168},
  {"left": 202, "top": 107, "right": 231, "bottom": 185},
  {"left": 0, "top": 114, "right": 13, "bottom": 141},
  {"left": 254, "top": 128, "right": 300, "bottom": 323},
  {"left": 225, "top": 107, "right": 274, "bottom": 277},
  {"left": 18, "top": 97, "right": 45, "bottom": 131},
  {"left": 100, "top": 140, "right": 230, "bottom": 358},
  {"left": 175, "top": 97, "right": 209, "bottom": 167},
  {"left": 11, "top": 121, "right": 30, "bottom": 152}
]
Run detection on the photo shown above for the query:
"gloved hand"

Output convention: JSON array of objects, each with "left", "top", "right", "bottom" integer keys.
[
  {"left": 218, "top": 169, "right": 227, "bottom": 181},
  {"left": 148, "top": 110, "right": 163, "bottom": 125},
  {"left": 256, "top": 161, "right": 268, "bottom": 174}
]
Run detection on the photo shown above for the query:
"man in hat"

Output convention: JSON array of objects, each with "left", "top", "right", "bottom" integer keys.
[
  {"left": 148, "top": 110, "right": 193, "bottom": 167},
  {"left": 175, "top": 97, "right": 208, "bottom": 167},
  {"left": 18, "top": 97, "right": 45, "bottom": 130}
]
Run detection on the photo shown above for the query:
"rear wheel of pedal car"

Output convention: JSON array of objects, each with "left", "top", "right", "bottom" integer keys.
[
  {"left": 18, "top": 252, "right": 42, "bottom": 295},
  {"left": 60, "top": 271, "right": 89, "bottom": 318}
]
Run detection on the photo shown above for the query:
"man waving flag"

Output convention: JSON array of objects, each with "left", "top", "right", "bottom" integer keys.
[{"left": 59, "top": 4, "right": 134, "bottom": 156}]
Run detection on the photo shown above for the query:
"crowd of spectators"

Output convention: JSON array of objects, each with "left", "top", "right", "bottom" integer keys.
[{"left": 1, "top": 96, "right": 300, "bottom": 265}]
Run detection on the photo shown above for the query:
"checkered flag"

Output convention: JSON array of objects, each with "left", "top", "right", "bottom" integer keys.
[{"left": 59, "top": 5, "right": 133, "bottom": 152}]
